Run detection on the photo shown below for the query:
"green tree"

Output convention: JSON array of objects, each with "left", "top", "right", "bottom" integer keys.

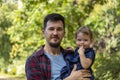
[
  {"left": 0, "top": 0, "right": 120, "bottom": 79},
  {"left": 0, "top": 2, "right": 17, "bottom": 72}
]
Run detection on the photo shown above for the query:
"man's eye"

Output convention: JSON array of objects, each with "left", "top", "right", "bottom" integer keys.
[
  {"left": 49, "top": 28, "right": 54, "bottom": 30},
  {"left": 57, "top": 28, "right": 63, "bottom": 31}
]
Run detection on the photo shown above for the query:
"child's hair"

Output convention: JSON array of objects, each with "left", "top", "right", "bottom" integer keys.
[{"left": 75, "top": 26, "right": 93, "bottom": 40}]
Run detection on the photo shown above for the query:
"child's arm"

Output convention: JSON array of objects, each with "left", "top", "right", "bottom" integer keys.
[{"left": 78, "top": 46, "right": 92, "bottom": 69}]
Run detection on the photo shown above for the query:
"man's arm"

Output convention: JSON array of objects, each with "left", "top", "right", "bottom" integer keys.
[
  {"left": 25, "top": 56, "right": 42, "bottom": 80},
  {"left": 64, "top": 65, "right": 91, "bottom": 80}
]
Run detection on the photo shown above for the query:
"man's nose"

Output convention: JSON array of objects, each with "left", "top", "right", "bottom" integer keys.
[{"left": 53, "top": 29, "right": 58, "bottom": 35}]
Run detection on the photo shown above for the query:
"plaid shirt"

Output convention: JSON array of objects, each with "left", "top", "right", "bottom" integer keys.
[{"left": 25, "top": 45, "right": 70, "bottom": 80}]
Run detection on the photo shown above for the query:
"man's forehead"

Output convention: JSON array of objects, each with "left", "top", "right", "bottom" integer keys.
[{"left": 46, "top": 21, "right": 63, "bottom": 26}]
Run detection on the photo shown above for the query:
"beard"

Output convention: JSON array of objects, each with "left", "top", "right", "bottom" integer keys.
[
  {"left": 46, "top": 35, "right": 62, "bottom": 48},
  {"left": 49, "top": 42, "right": 61, "bottom": 48}
]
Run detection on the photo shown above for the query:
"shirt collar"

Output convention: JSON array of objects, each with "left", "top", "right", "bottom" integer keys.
[{"left": 36, "top": 45, "right": 66, "bottom": 56}]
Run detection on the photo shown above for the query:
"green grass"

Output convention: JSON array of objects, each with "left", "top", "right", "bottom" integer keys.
[{"left": 0, "top": 73, "right": 25, "bottom": 80}]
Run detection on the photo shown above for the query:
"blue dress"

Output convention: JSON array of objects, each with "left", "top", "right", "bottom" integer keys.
[{"left": 60, "top": 47, "right": 95, "bottom": 80}]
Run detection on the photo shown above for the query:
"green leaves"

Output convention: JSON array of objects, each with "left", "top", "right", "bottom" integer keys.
[{"left": 1, "top": 0, "right": 120, "bottom": 79}]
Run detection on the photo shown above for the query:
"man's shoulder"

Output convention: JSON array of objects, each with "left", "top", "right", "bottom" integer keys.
[
  {"left": 25, "top": 46, "right": 47, "bottom": 70},
  {"left": 27, "top": 45, "right": 45, "bottom": 60}
]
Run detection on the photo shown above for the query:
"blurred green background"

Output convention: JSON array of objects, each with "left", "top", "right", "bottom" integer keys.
[{"left": 0, "top": 0, "right": 120, "bottom": 80}]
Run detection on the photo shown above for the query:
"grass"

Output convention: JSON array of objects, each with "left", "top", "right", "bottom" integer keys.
[{"left": 0, "top": 73, "right": 25, "bottom": 80}]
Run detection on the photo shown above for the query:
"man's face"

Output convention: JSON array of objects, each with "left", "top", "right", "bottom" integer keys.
[{"left": 43, "top": 20, "right": 65, "bottom": 48}]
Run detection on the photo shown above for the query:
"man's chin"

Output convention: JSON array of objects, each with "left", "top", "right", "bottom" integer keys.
[{"left": 49, "top": 42, "right": 60, "bottom": 48}]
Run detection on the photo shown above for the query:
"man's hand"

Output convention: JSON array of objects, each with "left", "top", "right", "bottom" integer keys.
[{"left": 64, "top": 65, "right": 91, "bottom": 80}]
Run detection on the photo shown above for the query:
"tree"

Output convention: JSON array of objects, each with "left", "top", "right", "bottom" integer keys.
[
  {"left": 0, "top": 2, "right": 17, "bottom": 72},
  {"left": 1, "top": 0, "right": 120, "bottom": 79}
]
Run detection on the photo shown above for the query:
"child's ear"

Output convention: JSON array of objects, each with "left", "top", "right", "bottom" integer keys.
[{"left": 90, "top": 39, "right": 94, "bottom": 48}]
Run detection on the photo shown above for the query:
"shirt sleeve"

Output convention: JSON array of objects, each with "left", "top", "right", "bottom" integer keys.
[
  {"left": 25, "top": 56, "right": 42, "bottom": 80},
  {"left": 85, "top": 49, "right": 95, "bottom": 61}
]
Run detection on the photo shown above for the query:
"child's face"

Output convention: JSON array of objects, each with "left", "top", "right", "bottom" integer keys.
[{"left": 76, "top": 32, "right": 92, "bottom": 48}]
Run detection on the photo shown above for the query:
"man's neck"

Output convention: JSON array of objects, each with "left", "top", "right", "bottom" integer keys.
[{"left": 44, "top": 44, "right": 61, "bottom": 56}]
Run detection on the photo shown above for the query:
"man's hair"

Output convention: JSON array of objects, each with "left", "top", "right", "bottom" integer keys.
[
  {"left": 75, "top": 26, "right": 93, "bottom": 40},
  {"left": 43, "top": 13, "right": 65, "bottom": 29}
]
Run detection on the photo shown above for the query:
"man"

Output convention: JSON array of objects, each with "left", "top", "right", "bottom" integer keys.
[{"left": 25, "top": 13, "right": 91, "bottom": 80}]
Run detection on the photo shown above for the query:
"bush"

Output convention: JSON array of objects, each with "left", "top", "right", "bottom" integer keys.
[{"left": 93, "top": 52, "right": 120, "bottom": 80}]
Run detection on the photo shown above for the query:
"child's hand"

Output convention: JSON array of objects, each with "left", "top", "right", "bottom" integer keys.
[{"left": 78, "top": 45, "right": 85, "bottom": 55}]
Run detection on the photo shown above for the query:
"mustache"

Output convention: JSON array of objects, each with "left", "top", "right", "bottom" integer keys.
[{"left": 51, "top": 35, "right": 59, "bottom": 39}]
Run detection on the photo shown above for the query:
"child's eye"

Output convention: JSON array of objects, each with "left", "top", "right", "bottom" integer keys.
[{"left": 84, "top": 39, "right": 88, "bottom": 41}]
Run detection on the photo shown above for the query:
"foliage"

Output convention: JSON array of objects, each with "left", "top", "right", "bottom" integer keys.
[
  {"left": 93, "top": 52, "right": 120, "bottom": 80},
  {"left": 0, "top": 0, "right": 120, "bottom": 79},
  {"left": 0, "top": 2, "right": 17, "bottom": 72}
]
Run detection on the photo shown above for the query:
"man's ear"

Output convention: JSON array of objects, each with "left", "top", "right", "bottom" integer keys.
[
  {"left": 42, "top": 30, "right": 45, "bottom": 36},
  {"left": 42, "top": 30, "right": 44, "bottom": 33},
  {"left": 63, "top": 31, "right": 66, "bottom": 36}
]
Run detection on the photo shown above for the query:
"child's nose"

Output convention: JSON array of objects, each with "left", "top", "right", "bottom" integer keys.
[{"left": 81, "top": 40, "right": 84, "bottom": 43}]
